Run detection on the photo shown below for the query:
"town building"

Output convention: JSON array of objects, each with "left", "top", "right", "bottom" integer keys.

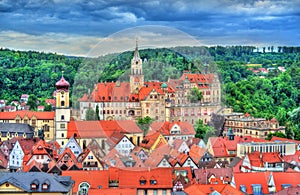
[
  {"left": 0, "top": 172, "right": 74, "bottom": 194},
  {"left": 0, "top": 123, "right": 35, "bottom": 141},
  {"left": 222, "top": 112, "right": 285, "bottom": 139},
  {"left": 79, "top": 41, "right": 222, "bottom": 125},
  {"left": 0, "top": 112, "right": 54, "bottom": 141},
  {"left": 148, "top": 121, "right": 196, "bottom": 145}
]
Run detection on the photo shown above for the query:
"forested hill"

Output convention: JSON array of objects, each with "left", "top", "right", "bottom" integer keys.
[{"left": 0, "top": 46, "right": 299, "bottom": 139}]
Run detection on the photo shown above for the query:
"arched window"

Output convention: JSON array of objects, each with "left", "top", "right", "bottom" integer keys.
[
  {"left": 61, "top": 115, "right": 65, "bottom": 120},
  {"left": 78, "top": 182, "right": 90, "bottom": 195},
  {"left": 61, "top": 101, "right": 65, "bottom": 107}
]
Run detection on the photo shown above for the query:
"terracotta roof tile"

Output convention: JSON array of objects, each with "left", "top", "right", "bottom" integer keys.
[
  {"left": 0, "top": 110, "right": 55, "bottom": 120},
  {"left": 62, "top": 170, "right": 109, "bottom": 192},
  {"left": 149, "top": 121, "right": 195, "bottom": 136},
  {"left": 234, "top": 172, "right": 270, "bottom": 194},
  {"left": 185, "top": 184, "right": 243, "bottom": 195},
  {"left": 67, "top": 120, "right": 107, "bottom": 139}
]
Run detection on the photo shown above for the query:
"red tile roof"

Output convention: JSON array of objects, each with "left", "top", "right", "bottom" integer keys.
[
  {"left": 118, "top": 167, "right": 173, "bottom": 189},
  {"left": 62, "top": 170, "right": 109, "bottom": 192},
  {"left": 149, "top": 121, "right": 195, "bottom": 136},
  {"left": 67, "top": 120, "right": 107, "bottom": 139},
  {"left": 234, "top": 172, "right": 270, "bottom": 194},
  {"left": 0, "top": 110, "right": 55, "bottom": 120},
  {"left": 272, "top": 172, "right": 300, "bottom": 191},
  {"left": 139, "top": 132, "right": 167, "bottom": 150},
  {"left": 185, "top": 184, "right": 243, "bottom": 195},
  {"left": 189, "top": 145, "right": 206, "bottom": 163}
]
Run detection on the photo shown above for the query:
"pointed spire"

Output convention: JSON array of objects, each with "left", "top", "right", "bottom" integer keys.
[{"left": 134, "top": 37, "right": 140, "bottom": 60}]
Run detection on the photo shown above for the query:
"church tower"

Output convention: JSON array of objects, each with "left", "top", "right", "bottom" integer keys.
[
  {"left": 130, "top": 39, "right": 144, "bottom": 94},
  {"left": 55, "top": 73, "right": 70, "bottom": 148}
]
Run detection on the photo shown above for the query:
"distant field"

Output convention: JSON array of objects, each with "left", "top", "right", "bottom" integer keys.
[{"left": 246, "top": 64, "right": 262, "bottom": 68}]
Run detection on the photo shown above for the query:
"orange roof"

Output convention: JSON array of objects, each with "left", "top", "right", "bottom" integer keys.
[
  {"left": 67, "top": 120, "right": 107, "bottom": 139},
  {"left": 118, "top": 167, "right": 173, "bottom": 189},
  {"left": 185, "top": 184, "right": 243, "bottom": 195},
  {"left": 149, "top": 121, "right": 195, "bottom": 136},
  {"left": 88, "top": 188, "right": 136, "bottom": 195},
  {"left": 62, "top": 170, "right": 109, "bottom": 192},
  {"left": 189, "top": 145, "right": 206, "bottom": 163},
  {"left": 234, "top": 172, "right": 270, "bottom": 194},
  {"left": 140, "top": 132, "right": 167, "bottom": 150},
  {"left": 101, "top": 120, "right": 142, "bottom": 137},
  {"left": 144, "top": 144, "right": 180, "bottom": 167},
  {"left": 272, "top": 172, "right": 300, "bottom": 191},
  {"left": 0, "top": 110, "right": 55, "bottom": 120}
]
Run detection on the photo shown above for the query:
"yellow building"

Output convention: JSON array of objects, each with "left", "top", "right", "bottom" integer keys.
[
  {"left": 0, "top": 172, "right": 73, "bottom": 194},
  {"left": 0, "top": 110, "right": 55, "bottom": 141},
  {"left": 79, "top": 41, "right": 222, "bottom": 125},
  {"left": 222, "top": 112, "right": 285, "bottom": 139}
]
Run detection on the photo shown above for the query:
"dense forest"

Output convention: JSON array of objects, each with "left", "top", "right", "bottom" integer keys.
[{"left": 0, "top": 46, "right": 299, "bottom": 139}]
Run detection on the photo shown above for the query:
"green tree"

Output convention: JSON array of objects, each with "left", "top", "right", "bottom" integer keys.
[
  {"left": 85, "top": 108, "right": 97, "bottom": 121},
  {"left": 27, "top": 94, "right": 38, "bottom": 110},
  {"left": 137, "top": 116, "right": 153, "bottom": 135},
  {"left": 95, "top": 105, "right": 100, "bottom": 120},
  {"left": 266, "top": 131, "right": 287, "bottom": 140},
  {"left": 194, "top": 119, "right": 215, "bottom": 143},
  {"left": 44, "top": 104, "right": 52, "bottom": 111},
  {"left": 187, "top": 87, "right": 202, "bottom": 103}
]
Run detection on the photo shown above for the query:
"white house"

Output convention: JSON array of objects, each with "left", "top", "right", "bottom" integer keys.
[
  {"left": 114, "top": 135, "right": 135, "bottom": 156},
  {"left": 62, "top": 136, "right": 82, "bottom": 157},
  {"left": 9, "top": 141, "right": 24, "bottom": 171}
]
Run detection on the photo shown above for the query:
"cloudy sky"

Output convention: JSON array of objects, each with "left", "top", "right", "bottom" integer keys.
[{"left": 0, "top": 0, "right": 299, "bottom": 56}]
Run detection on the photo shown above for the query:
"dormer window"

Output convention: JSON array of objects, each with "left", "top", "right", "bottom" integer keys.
[
  {"left": 139, "top": 176, "right": 146, "bottom": 185},
  {"left": 31, "top": 179, "right": 39, "bottom": 190},
  {"left": 150, "top": 176, "right": 157, "bottom": 185},
  {"left": 42, "top": 183, "right": 49, "bottom": 190},
  {"left": 31, "top": 183, "right": 37, "bottom": 190}
]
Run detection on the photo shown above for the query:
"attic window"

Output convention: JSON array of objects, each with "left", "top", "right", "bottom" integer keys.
[
  {"left": 139, "top": 177, "right": 146, "bottom": 185},
  {"left": 42, "top": 183, "right": 49, "bottom": 190},
  {"left": 240, "top": 185, "right": 246, "bottom": 193},
  {"left": 31, "top": 180, "right": 39, "bottom": 190},
  {"left": 150, "top": 176, "right": 157, "bottom": 185},
  {"left": 31, "top": 183, "right": 37, "bottom": 190}
]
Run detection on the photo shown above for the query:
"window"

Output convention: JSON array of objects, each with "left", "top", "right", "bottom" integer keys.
[
  {"left": 61, "top": 101, "right": 65, "bottom": 107},
  {"left": 139, "top": 177, "right": 146, "bottom": 185},
  {"left": 61, "top": 115, "right": 65, "bottom": 120},
  {"left": 252, "top": 184, "right": 262, "bottom": 195},
  {"left": 240, "top": 185, "right": 246, "bottom": 193},
  {"left": 78, "top": 182, "right": 90, "bottom": 195},
  {"left": 61, "top": 133, "right": 64, "bottom": 138},
  {"left": 42, "top": 183, "right": 49, "bottom": 190},
  {"left": 163, "top": 190, "right": 167, "bottom": 195},
  {"left": 32, "top": 120, "right": 36, "bottom": 127},
  {"left": 153, "top": 190, "right": 157, "bottom": 195},
  {"left": 281, "top": 184, "right": 292, "bottom": 189},
  {"left": 60, "top": 124, "right": 65, "bottom": 129},
  {"left": 31, "top": 183, "right": 37, "bottom": 190}
]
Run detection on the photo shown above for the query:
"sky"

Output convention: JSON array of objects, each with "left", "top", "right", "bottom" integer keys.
[{"left": 0, "top": 0, "right": 300, "bottom": 56}]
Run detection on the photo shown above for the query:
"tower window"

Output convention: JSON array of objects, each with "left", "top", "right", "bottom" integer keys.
[
  {"left": 61, "top": 101, "right": 65, "bottom": 107},
  {"left": 61, "top": 115, "right": 65, "bottom": 120}
]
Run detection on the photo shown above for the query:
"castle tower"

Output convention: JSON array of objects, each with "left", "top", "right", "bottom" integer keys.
[
  {"left": 130, "top": 39, "right": 144, "bottom": 94},
  {"left": 55, "top": 73, "right": 70, "bottom": 147}
]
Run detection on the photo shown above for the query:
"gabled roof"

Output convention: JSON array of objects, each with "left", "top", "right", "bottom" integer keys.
[
  {"left": 149, "top": 121, "right": 196, "bottom": 136},
  {"left": 139, "top": 132, "right": 167, "bottom": 150},
  {"left": 0, "top": 110, "right": 55, "bottom": 120},
  {"left": 144, "top": 144, "right": 179, "bottom": 167},
  {"left": 0, "top": 149, "right": 8, "bottom": 169},
  {"left": 189, "top": 145, "right": 207, "bottom": 163},
  {"left": 0, "top": 172, "right": 73, "bottom": 193},
  {"left": 194, "top": 168, "right": 233, "bottom": 184}
]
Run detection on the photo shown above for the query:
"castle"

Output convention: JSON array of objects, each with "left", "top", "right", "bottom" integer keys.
[{"left": 79, "top": 41, "right": 222, "bottom": 125}]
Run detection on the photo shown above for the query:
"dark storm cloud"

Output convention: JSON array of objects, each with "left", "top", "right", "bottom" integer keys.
[{"left": 0, "top": 0, "right": 299, "bottom": 55}]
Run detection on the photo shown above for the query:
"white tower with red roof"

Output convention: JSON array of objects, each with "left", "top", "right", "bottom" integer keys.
[
  {"left": 55, "top": 72, "right": 70, "bottom": 148},
  {"left": 130, "top": 39, "right": 144, "bottom": 94}
]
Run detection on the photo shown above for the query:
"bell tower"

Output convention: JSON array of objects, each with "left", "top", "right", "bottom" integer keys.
[
  {"left": 55, "top": 72, "right": 70, "bottom": 148},
  {"left": 130, "top": 39, "right": 144, "bottom": 94}
]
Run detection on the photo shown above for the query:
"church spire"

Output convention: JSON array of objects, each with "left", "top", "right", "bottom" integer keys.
[{"left": 134, "top": 37, "right": 140, "bottom": 60}]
